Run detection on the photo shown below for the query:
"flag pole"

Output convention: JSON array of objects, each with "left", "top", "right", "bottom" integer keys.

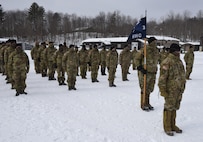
[{"left": 143, "top": 11, "right": 147, "bottom": 108}]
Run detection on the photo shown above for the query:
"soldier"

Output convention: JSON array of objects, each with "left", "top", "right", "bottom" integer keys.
[
  {"left": 159, "top": 47, "right": 169, "bottom": 64},
  {"left": 46, "top": 42, "right": 57, "bottom": 80},
  {"left": 0, "top": 42, "right": 6, "bottom": 74},
  {"left": 89, "top": 44, "right": 100, "bottom": 82},
  {"left": 4, "top": 39, "right": 16, "bottom": 83},
  {"left": 62, "top": 44, "right": 78, "bottom": 90},
  {"left": 54, "top": 44, "right": 66, "bottom": 85},
  {"left": 87, "top": 44, "right": 93, "bottom": 71},
  {"left": 158, "top": 43, "right": 186, "bottom": 136},
  {"left": 119, "top": 44, "right": 131, "bottom": 81},
  {"left": 39, "top": 42, "right": 48, "bottom": 77},
  {"left": 106, "top": 45, "right": 118, "bottom": 87},
  {"left": 75, "top": 46, "right": 80, "bottom": 76},
  {"left": 99, "top": 45, "right": 107, "bottom": 75},
  {"left": 135, "top": 37, "right": 159, "bottom": 111},
  {"left": 78, "top": 45, "right": 88, "bottom": 79},
  {"left": 184, "top": 45, "right": 194, "bottom": 80},
  {"left": 132, "top": 47, "right": 138, "bottom": 70},
  {"left": 31, "top": 41, "right": 41, "bottom": 74},
  {"left": 12, "top": 43, "right": 29, "bottom": 96}
]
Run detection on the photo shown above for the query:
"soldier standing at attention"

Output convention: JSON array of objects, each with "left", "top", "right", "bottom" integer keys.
[
  {"left": 99, "top": 45, "right": 107, "bottom": 75},
  {"left": 184, "top": 45, "right": 194, "bottom": 80},
  {"left": 38, "top": 42, "right": 47, "bottom": 77},
  {"left": 31, "top": 41, "right": 41, "bottom": 74},
  {"left": 119, "top": 44, "right": 131, "bottom": 81},
  {"left": 78, "top": 45, "right": 88, "bottom": 79},
  {"left": 62, "top": 44, "right": 78, "bottom": 90},
  {"left": 12, "top": 43, "right": 29, "bottom": 96},
  {"left": 132, "top": 47, "right": 138, "bottom": 70},
  {"left": 158, "top": 43, "right": 186, "bottom": 136},
  {"left": 54, "top": 44, "right": 66, "bottom": 85},
  {"left": 106, "top": 45, "right": 118, "bottom": 87},
  {"left": 135, "top": 37, "right": 159, "bottom": 111},
  {"left": 89, "top": 44, "right": 100, "bottom": 82},
  {"left": 47, "top": 42, "right": 57, "bottom": 80}
]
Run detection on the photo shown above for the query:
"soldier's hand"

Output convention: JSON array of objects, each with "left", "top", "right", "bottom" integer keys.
[
  {"left": 137, "top": 65, "right": 147, "bottom": 74},
  {"left": 38, "top": 58, "right": 41, "bottom": 62}
]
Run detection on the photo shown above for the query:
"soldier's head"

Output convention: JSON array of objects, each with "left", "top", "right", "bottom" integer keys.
[
  {"left": 16, "top": 43, "right": 23, "bottom": 52},
  {"left": 82, "top": 44, "right": 86, "bottom": 50},
  {"left": 69, "top": 44, "right": 74, "bottom": 51},
  {"left": 10, "top": 39, "right": 17, "bottom": 48},
  {"left": 35, "top": 41, "right": 39, "bottom": 46},
  {"left": 170, "top": 43, "right": 181, "bottom": 56},
  {"left": 148, "top": 37, "right": 157, "bottom": 45},
  {"left": 110, "top": 45, "right": 116, "bottom": 51},
  {"left": 59, "top": 44, "right": 63, "bottom": 51}
]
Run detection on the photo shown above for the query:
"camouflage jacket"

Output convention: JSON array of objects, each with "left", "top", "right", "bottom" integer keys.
[
  {"left": 184, "top": 49, "right": 194, "bottom": 66},
  {"left": 135, "top": 44, "right": 159, "bottom": 73},
  {"left": 106, "top": 50, "right": 118, "bottom": 68}
]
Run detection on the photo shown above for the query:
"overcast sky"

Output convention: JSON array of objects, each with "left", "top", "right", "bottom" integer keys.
[{"left": 1, "top": 0, "right": 203, "bottom": 21}]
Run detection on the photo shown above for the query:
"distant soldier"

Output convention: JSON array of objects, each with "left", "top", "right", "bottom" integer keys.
[
  {"left": 62, "top": 44, "right": 78, "bottom": 90},
  {"left": 0, "top": 42, "right": 6, "bottom": 74},
  {"left": 132, "top": 47, "right": 138, "bottom": 70},
  {"left": 75, "top": 46, "right": 80, "bottom": 76},
  {"left": 158, "top": 43, "right": 186, "bottom": 136},
  {"left": 31, "top": 41, "right": 41, "bottom": 74},
  {"left": 46, "top": 42, "right": 57, "bottom": 80},
  {"left": 135, "top": 37, "right": 159, "bottom": 111},
  {"left": 119, "top": 44, "right": 131, "bottom": 81},
  {"left": 184, "top": 45, "right": 194, "bottom": 80},
  {"left": 12, "top": 43, "right": 29, "bottom": 96},
  {"left": 4, "top": 39, "right": 16, "bottom": 83},
  {"left": 39, "top": 42, "right": 48, "bottom": 77},
  {"left": 159, "top": 47, "right": 169, "bottom": 64},
  {"left": 54, "top": 44, "right": 66, "bottom": 85},
  {"left": 106, "top": 45, "right": 118, "bottom": 87},
  {"left": 89, "top": 44, "right": 100, "bottom": 82},
  {"left": 78, "top": 45, "right": 88, "bottom": 79},
  {"left": 99, "top": 45, "right": 107, "bottom": 75},
  {"left": 87, "top": 44, "right": 93, "bottom": 71},
  {"left": 63, "top": 42, "right": 69, "bottom": 53}
]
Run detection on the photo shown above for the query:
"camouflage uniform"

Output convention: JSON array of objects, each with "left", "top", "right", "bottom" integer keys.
[
  {"left": 62, "top": 45, "right": 78, "bottom": 90},
  {"left": 135, "top": 37, "right": 159, "bottom": 110},
  {"left": 78, "top": 45, "right": 88, "bottom": 79},
  {"left": 31, "top": 42, "right": 41, "bottom": 73},
  {"left": 46, "top": 42, "right": 57, "bottom": 80},
  {"left": 89, "top": 45, "right": 100, "bottom": 82},
  {"left": 132, "top": 48, "right": 138, "bottom": 70},
  {"left": 158, "top": 43, "right": 186, "bottom": 136},
  {"left": 54, "top": 44, "right": 66, "bottom": 85},
  {"left": 4, "top": 40, "right": 16, "bottom": 83},
  {"left": 38, "top": 42, "right": 47, "bottom": 77},
  {"left": 119, "top": 45, "right": 131, "bottom": 81},
  {"left": 0, "top": 42, "right": 6, "bottom": 74},
  {"left": 106, "top": 46, "right": 118, "bottom": 87},
  {"left": 75, "top": 47, "right": 79, "bottom": 76},
  {"left": 184, "top": 46, "right": 194, "bottom": 80},
  {"left": 159, "top": 47, "right": 169, "bottom": 64},
  {"left": 99, "top": 46, "right": 107, "bottom": 75},
  {"left": 12, "top": 44, "right": 29, "bottom": 96}
]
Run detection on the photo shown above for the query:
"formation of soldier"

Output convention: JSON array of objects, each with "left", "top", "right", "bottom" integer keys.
[
  {"left": 0, "top": 38, "right": 195, "bottom": 136},
  {"left": 0, "top": 40, "right": 29, "bottom": 96}
]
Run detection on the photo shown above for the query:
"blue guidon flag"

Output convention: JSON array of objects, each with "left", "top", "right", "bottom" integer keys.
[{"left": 127, "top": 17, "right": 146, "bottom": 42}]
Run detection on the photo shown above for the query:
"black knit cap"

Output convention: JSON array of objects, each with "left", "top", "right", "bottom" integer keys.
[
  {"left": 148, "top": 37, "right": 157, "bottom": 44},
  {"left": 169, "top": 43, "right": 181, "bottom": 53}
]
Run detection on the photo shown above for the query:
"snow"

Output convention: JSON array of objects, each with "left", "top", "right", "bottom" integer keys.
[{"left": 0, "top": 50, "right": 203, "bottom": 142}]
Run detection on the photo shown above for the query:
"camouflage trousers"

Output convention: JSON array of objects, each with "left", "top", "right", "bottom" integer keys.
[
  {"left": 80, "top": 63, "right": 87, "bottom": 78},
  {"left": 185, "top": 64, "right": 193, "bottom": 79},
  {"left": 13, "top": 70, "right": 27, "bottom": 93},
  {"left": 66, "top": 66, "right": 77, "bottom": 88},
  {"left": 108, "top": 67, "right": 116, "bottom": 84},
  {"left": 91, "top": 64, "right": 99, "bottom": 80}
]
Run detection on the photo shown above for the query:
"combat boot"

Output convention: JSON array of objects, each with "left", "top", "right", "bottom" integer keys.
[
  {"left": 171, "top": 110, "right": 182, "bottom": 133},
  {"left": 163, "top": 110, "right": 174, "bottom": 136},
  {"left": 16, "top": 92, "right": 20, "bottom": 96}
]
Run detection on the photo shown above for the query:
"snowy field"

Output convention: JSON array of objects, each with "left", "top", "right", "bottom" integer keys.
[{"left": 0, "top": 50, "right": 203, "bottom": 142}]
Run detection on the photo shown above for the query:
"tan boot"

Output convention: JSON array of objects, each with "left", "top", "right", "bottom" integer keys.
[
  {"left": 163, "top": 109, "right": 174, "bottom": 136},
  {"left": 171, "top": 110, "right": 182, "bottom": 133}
]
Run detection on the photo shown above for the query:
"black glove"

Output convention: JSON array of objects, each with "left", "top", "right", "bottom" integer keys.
[
  {"left": 137, "top": 65, "right": 147, "bottom": 74},
  {"left": 54, "top": 63, "right": 57, "bottom": 68},
  {"left": 38, "top": 58, "right": 41, "bottom": 62}
]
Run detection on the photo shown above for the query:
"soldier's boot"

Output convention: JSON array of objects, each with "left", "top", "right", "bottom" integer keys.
[
  {"left": 171, "top": 110, "right": 182, "bottom": 133},
  {"left": 141, "top": 93, "right": 149, "bottom": 111},
  {"left": 58, "top": 77, "right": 62, "bottom": 85},
  {"left": 146, "top": 93, "right": 154, "bottom": 110},
  {"left": 109, "top": 82, "right": 116, "bottom": 87},
  {"left": 101, "top": 67, "right": 106, "bottom": 75},
  {"left": 163, "top": 109, "right": 174, "bottom": 136}
]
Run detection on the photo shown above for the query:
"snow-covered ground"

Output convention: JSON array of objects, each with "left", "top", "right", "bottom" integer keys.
[{"left": 0, "top": 50, "right": 203, "bottom": 142}]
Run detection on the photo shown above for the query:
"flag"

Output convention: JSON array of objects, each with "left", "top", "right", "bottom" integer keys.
[{"left": 127, "top": 17, "right": 146, "bottom": 42}]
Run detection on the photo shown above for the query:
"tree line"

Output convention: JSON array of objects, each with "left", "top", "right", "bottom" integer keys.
[{"left": 0, "top": 2, "right": 203, "bottom": 44}]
